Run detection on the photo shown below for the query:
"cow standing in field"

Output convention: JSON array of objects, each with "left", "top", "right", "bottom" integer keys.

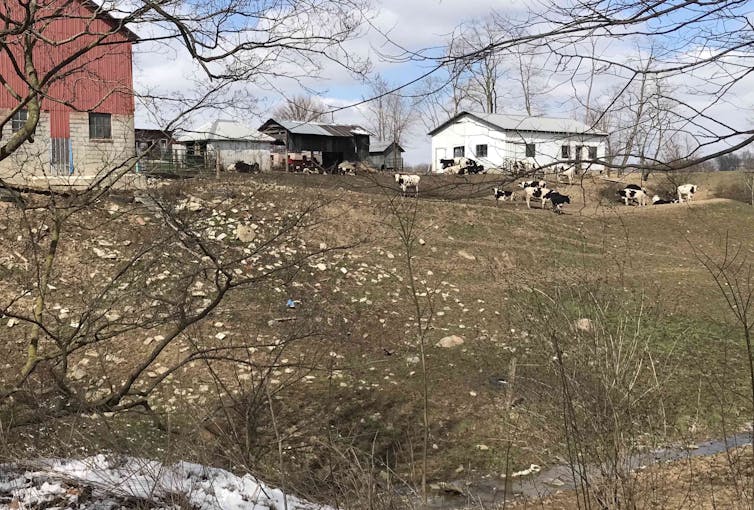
[
  {"left": 493, "top": 188, "right": 515, "bottom": 204},
  {"left": 677, "top": 184, "right": 698, "bottom": 203},
  {"left": 395, "top": 173, "right": 420, "bottom": 197},
  {"left": 617, "top": 184, "right": 648, "bottom": 206},
  {"left": 524, "top": 186, "right": 553, "bottom": 209}
]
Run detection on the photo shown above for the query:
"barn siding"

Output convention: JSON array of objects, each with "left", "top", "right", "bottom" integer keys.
[{"left": 0, "top": 0, "right": 136, "bottom": 183}]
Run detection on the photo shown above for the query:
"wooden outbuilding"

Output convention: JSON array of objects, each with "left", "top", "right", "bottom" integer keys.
[
  {"left": 368, "top": 140, "right": 405, "bottom": 170},
  {"left": 258, "top": 118, "right": 371, "bottom": 169}
]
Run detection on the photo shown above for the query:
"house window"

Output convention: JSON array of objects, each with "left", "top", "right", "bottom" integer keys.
[
  {"left": 160, "top": 139, "right": 168, "bottom": 151},
  {"left": 561, "top": 145, "right": 570, "bottom": 159},
  {"left": 525, "top": 143, "right": 536, "bottom": 158},
  {"left": 476, "top": 144, "right": 488, "bottom": 158},
  {"left": 453, "top": 146, "right": 465, "bottom": 158},
  {"left": 88, "top": 112, "right": 112, "bottom": 139},
  {"left": 588, "top": 146, "right": 598, "bottom": 160},
  {"left": 11, "top": 109, "right": 27, "bottom": 133}
]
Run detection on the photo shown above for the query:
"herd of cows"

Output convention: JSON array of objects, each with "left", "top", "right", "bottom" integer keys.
[{"left": 393, "top": 172, "right": 699, "bottom": 214}]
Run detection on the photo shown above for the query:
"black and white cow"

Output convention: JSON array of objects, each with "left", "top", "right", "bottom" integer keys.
[
  {"left": 677, "top": 184, "right": 698, "bottom": 203},
  {"left": 548, "top": 192, "right": 571, "bottom": 213},
  {"left": 652, "top": 195, "right": 677, "bottom": 205},
  {"left": 519, "top": 180, "right": 547, "bottom": 190},
  {"left": 394, "top": 173, "right": 420, "bottom": 197},
  {"left": 617, "top": 186, "right": 648, "bottom": 206},
  {"left": 493, "top": 188, "right": 515, "bottom": 204},
  {"left": 524, "top": 186, "right": 554, "bottom": 209}
]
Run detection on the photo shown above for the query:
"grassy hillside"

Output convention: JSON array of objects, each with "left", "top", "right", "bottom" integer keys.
[{"left": 1, "top": 170, "right": 753, "bottom": 507}]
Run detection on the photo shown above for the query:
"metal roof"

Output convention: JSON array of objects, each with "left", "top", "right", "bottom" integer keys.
[
  {"left": 177, "top": 119, "right": 275, "bottom": 143},
  {"left": 260, "top": 118, "right": 371, "bottom": 138},
  {"left": 369, "top": 140, "right": 405, "bottom": 153},
  {"left": 428, "top": 111, "right": 608, "bottom": 137}
]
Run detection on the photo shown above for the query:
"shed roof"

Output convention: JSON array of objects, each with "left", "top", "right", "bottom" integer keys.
[
  {"left": 177, "top": 119, "right": 275, "bottom": 143},
  {"left": 259, "top": 118, "right": 371, "bottom": 138},
  {"left": 369, "top": 140, "right": 405, "bottom": 154},
  {"left": 428, "top": 111, "right": 608, "bottom": 137}
]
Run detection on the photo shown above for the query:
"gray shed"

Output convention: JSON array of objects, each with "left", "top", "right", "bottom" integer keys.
[
  {"left": 177, "top": 119, "right": 275, "bottom": 171},
  {"left": 368, "top": 140, "right": 405, "bottom": 170},
  {"left": 258, "top": 118, "right": 371, "bottom": 169}
]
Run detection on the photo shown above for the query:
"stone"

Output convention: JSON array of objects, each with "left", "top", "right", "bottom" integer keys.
[
  {"left": 436, "top": 335, "right": 464, "bottom": 348},
  {"left": 575, "top": 318, "right": 594, "bottom": 332},
  {"left": 418, "top": 238, "right": 426, "bottom": 245},
  {"left": 236, "top": 224, "right": 256, "bottom": 243},
  {"left": 93, "top": 247, "right": 117, "bottom": 260},
  {"left": 457, "top": 250, "right": 476, "bottom": 261},
  {"left": 316, "top": 263, "right": 327, "bottom": 271},
  {"left": 475, "top": 444, "right": 489, "bottom": 451},
  {"left": 70, "top": 367, "right": 86, "bottom": 381}
]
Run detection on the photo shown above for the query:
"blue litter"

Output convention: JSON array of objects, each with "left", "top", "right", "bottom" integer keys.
[{"left": 286, "top": 299, "right": 296, "bottom": 309}]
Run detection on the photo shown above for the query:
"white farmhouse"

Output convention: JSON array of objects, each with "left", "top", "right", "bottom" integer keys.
[{"left": 428, "top": 111, "right": 608, "bottom": 173}]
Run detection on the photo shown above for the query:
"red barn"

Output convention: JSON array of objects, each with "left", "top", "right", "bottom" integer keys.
[{"left": 0, "top": 0, "right": 137, "bottom": 181}]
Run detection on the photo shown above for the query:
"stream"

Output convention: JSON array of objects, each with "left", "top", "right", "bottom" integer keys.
[{"left": 424, "top": 431, "right": 753, "bottom": 509}]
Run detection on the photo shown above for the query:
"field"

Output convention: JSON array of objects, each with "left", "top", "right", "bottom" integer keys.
[{"left": 1, "top": 169, "right": 754, "bottom": 508}]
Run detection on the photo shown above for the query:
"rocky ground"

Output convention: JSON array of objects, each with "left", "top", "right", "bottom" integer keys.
[{"left": 0, "top": 170, "right": 752, "bottom": 508}]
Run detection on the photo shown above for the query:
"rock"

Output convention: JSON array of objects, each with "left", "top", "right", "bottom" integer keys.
[
  {"left": 457, "top": 250, "right": 476, "bottom": 261},
  {"left": 7, "top": 318, "right": 18, "bottom": 328},
  {"left": 236, "top": 224, "right": 256, "bottom": 243},
  {"left": 134, "top": 216, "right": 147, "bottom": 226},
  {"left": 406, "top": 356, "right": 420, "bottom": 364},
  {"left": 433, "top": 481, "right": 465, "bottom": 496},
  {"left": 177, "top": 196, "right": 203, "bottom": 212},
  {"left": 436, "top": 335, "right": 464, "bottom": 348},
  {"left": 418, "top": 238, "right": 426, "bottom": 245},
  {"left": 316, "top": 263, "right": 327, "bottom": 271},
  {"left": 93, "top": 247, "right": 118, "bottom": 260},
  {"left": 70, "top": 367, "right": 86, "bottom": 381},
  {"left": 475, "top": 444, "right": 489, "bottom": 451},
  {"left": 512, "top": 464, "right": 541, "bottom": 478},
  {"left": 575, "top": 318, "right": 594, "bottom": 332}
]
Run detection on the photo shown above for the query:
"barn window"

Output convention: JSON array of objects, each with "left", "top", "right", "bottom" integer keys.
[
  {"left": 525, "top": 143, "right": 536, "bottom": 157},
  {"left": 89, "top": 113, "right": 112, "bottom": 139},
  {"left": 453, "top": 146, "right": 465, "bottom": 158},
  {"left": 11, "top": 109, "right": 27, "bottom": 133},
  {"left": 561, "top": 145, "right": 570, "bottom": 159},
  {"left": 476, "top": 144, "right": 488, "bottom": 157},
  {"left": 588, "top": 146, "right": 598, "bottom": 160}
]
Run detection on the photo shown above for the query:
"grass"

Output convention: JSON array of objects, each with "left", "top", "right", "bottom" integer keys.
[{"left": 1, "top": 170, "right": 754, "bottom": 504}]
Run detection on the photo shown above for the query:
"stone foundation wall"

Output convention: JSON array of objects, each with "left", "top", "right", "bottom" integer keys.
[{"left": 0, "top": 110, "right": 136, "bottom": 184}]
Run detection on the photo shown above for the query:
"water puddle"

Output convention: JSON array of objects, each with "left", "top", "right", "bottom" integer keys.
[{"left": 424, "top": 432, "right": 753, "bottom": 508}]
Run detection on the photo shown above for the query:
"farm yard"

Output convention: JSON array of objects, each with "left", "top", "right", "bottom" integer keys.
[{"left": 1, "top": 168, "right": 754, "bottom": 508}]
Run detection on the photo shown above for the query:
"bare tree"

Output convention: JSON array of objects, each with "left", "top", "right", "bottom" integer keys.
[
  {"left": 362, "top": 74, "right": 415, "bottom": 157},
  {"left": 451, "top": 20, "right": 506, "bottom": 114},
  {"left": 271, "top": 95, "right": 328, "bottom": 122},
  {"left": 398, "top": 0, "right": 754, "bottom": 172}
]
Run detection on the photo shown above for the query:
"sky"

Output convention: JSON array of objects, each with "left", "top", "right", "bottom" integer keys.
[
  {"left": 131, "top": 0, "right": 528, "bottom": 165},
  {"left": 130, "top": 0, "right": 754, "bottom": 166}
]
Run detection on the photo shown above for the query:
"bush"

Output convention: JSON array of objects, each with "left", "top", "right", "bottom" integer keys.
[{"left": 715, "top": 175, "right": 754, "bottom": 205}]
